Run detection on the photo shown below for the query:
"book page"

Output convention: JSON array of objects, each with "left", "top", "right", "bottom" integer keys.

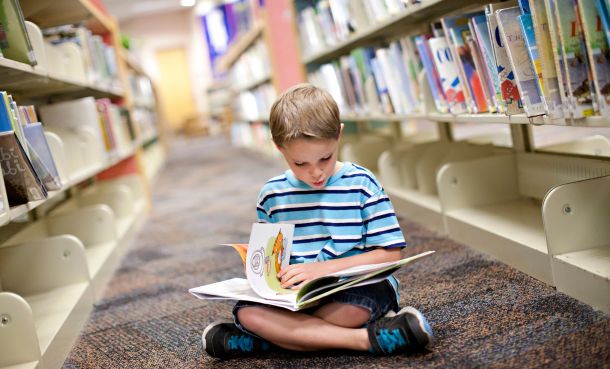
[
  {"left": 246, "top": 223, "right": 297, "bottom": 300},
  {"left": 189, "top": 278, "right": 298, "bottom": 310}
]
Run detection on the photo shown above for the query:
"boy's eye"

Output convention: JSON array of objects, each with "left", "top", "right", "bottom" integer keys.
[
  {"left": 294, "top": 162, "right": 305, "bottom": 166},
  {"left": 320, "top": 156, "right": 331, "bottom": 161}
]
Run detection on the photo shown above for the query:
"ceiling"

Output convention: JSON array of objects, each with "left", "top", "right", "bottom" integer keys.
[{"left": 103, "top": 0, "right": 192, "bottom": 22}]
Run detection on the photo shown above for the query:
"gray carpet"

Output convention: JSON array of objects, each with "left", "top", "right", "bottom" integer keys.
[{"left": 63, "top": 136, "right": 610, "bottom": 368}]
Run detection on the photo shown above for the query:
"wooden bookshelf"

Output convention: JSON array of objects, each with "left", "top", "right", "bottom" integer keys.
[
  {"left": 19, "top": 0, "right": 114, "bottom": 34},
  {"left": 0, "top": 58, "right": 123, "bottom": 100},
  {"left": 216, "top": 20, "right": 265, "bottom": 72}
]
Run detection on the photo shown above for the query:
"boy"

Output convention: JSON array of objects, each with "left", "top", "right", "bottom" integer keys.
[{"left": 203, "top": 84, "right": 433, "bottom": 358}]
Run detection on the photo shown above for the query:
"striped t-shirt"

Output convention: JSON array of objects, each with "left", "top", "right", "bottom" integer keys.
[{"left": 256, "top": 162, "right": 407, "bottom": 301}]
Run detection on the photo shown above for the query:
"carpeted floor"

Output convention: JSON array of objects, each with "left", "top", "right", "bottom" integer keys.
[{"left": 63, "top": 136, "right": 610, "bottom": 369}]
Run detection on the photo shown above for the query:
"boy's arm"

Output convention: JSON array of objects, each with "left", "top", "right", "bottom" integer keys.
[{"left": 278, "top": 247, "right": 401, "bottom": 289}]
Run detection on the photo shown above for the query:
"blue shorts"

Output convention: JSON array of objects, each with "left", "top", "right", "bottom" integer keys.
[{"left": 232, "top": 279, "right": 399, "bottom": 337}]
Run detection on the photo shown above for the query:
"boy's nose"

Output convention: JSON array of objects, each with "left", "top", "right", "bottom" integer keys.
[{"left": 310, "top": 167, "right": 323, "bottom": 178}]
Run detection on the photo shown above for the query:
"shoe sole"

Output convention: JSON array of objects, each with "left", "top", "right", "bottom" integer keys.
[{"left": 399, "top": 306, "right": 433, "bottom": 347}]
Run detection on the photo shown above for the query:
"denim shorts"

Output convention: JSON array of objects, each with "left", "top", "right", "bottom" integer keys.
[{"left": 232, "top": 279, "right": 399, "bottom": 336}]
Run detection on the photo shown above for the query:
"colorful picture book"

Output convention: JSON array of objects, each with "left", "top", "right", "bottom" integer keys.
[
  {"left": 497, "top": 7, "right": 546, "bottom": 117},
  {"left": 487, "top": 2, "right": 525, "bottom": 115},
  {"left": 189, "top": 223, "right": 435, "bottom": 311}
]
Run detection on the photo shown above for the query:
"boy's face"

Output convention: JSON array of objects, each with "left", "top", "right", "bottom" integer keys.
[{"left": 278, "top": 137, "right": 341, "bottom": 189}]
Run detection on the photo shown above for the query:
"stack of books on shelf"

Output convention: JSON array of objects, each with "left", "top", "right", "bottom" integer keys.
[
  {"left": 230, "top": 39, "right": 272, "bottom": 91},
  {"left": 234, "top": 83, "right": 276, "bottom": 122},
  {"left": 301, "top": 0, "right": 610, "bottom": 125},
  {"left": 0, "top": 91, "right": 61, "bottom": 210},
  {"left": 0, "top": 0, "right": 121, "bottom": 94},
  {"left": 298, "top": 0, "right": 417, "bottom": 55}
]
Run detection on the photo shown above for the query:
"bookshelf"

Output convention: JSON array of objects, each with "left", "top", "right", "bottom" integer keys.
[
  {"left": 288, "top": 0, "right": 610, "bottom": 314},
  {"left": 0, "top": 1, "right": 163, "bottom": 369}
]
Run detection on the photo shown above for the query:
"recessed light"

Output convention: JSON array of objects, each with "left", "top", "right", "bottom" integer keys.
[{"left": 181, "top": 0, "right": 196, "bottom": 7}]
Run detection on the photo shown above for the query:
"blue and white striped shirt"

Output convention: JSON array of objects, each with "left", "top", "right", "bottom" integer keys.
[{"left": 256, "top": 162, "right": 407, "bottom": 301}]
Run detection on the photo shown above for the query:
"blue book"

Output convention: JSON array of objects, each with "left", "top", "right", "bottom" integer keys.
[
  {"left": 0, "top": 93, "right": 13, "bottom": 132},
  {"left": 519, "top": 14, "right": 546, "bottom": 108},
  {"left": 518, "top": 0, "right": 531, "bottom": 14},
  {"left": 596, "top": 0, "right": 610, "bottom": 56},
  {"left": 415, "top": 35, "right": 448, "bottom": 113}
]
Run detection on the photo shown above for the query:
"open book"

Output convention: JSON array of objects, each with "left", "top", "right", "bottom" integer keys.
[{"left": 189, "top": 223, "right": 435, "bottom": 311}]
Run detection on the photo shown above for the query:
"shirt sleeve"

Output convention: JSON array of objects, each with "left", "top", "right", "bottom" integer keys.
[
  {"left": 361, "top": 188, "right": 407, "bottom": 249},
  {"left": 256, "top": 192, "right": 273, "bottom": 223}
]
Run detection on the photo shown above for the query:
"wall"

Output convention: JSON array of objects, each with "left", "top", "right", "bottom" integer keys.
[{"left": 119, "top": 8, "right": 212, "bottom": 130}]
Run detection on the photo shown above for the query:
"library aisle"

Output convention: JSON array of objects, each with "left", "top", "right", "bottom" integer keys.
[{"left": 62, "top": 136, "right": 609, "bottom": 369}]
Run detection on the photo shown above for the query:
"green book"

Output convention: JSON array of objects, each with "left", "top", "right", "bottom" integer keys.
[{"left": 0, "top": 0, "right": 37, "bottom": 65}]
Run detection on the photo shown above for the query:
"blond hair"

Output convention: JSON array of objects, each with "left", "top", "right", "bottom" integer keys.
[{"left": 269, "top": 83, "right": 340, "bottom": 147}]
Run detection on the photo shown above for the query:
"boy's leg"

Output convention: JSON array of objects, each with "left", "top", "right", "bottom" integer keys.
[{"left": 237, "top": 303, "right": 371, "bottom": 351}]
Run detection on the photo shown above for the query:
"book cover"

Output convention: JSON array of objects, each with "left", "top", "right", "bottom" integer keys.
[
  {"left": 471, "top": 15, "right": 505, "bottom": 113},
  {"left": 370, "top": 56, "right": 395, "bottom": 114},
  {"left": 0, "top": 131, "right": 46, "bottom": 206},
  {"left": 399, "top": 36, "right": 422, "bottom": 106},
  {"left": 376, "top": 47, "right": 411, "bottom": 114},
  {"left": 22, "top": 122, "right": 62, "bottom": 191},
  {"left": 597, "top": 0, "right": 610, "bottom": 47},
  {"left": 530, "top": 0, "right": 565, "bottom": 119},
  {"left": 497, "top": 8, "right": 546, "bottom": 117},
  {"left": 519, "top": 14, "right": 546, "bottom": 103},
  {"left": 415, "top": 35, "right": 449, "bottom": 113},
  {"left": 350, "top": 47, "right": 383, "bottom": 114},
  {"left": 428, "top": 36, "right": 468, "bottom": 114},
  {"left": 553, "top": 0, "right": 595, "bottom": 118},
  {"left": 466, "top": 31, "right": 497, "bottom": 113},
  {"left": 486, "top": 3, "right": 525, "bottom": 115},
  {"left": 577, "top": 0, "right": 610, "bottom": 115},
  {"left": 0, "top": 0, "right": 36, "bottom": 65},
  {"left": 442, "top": 11, "right": 489, "bottom": 113},
  {"left": 189, "top": 223, "right": 435, "bottom": 311},
  {"left": 389, "top": 41, "right": 419, "bottom": 113}
]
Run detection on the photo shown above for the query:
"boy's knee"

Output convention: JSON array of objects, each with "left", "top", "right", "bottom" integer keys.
[{"left": 236, "top": 306, "right": 266, "bottom": 332}]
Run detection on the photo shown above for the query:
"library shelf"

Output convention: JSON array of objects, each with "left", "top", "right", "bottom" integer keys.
[
  {"left": 236, "top": 74, "right": 272, "bottom": 93},
  {"left": 543, "top": 175, "right": 610, "bottom": 314},
  {"left": 19, "top": 0, "right": 114, "bottom": 35},
  {"left": 0, "top": 1, "right": 163, "bottom": 368},
  {"left": 0, "top": 58, "right": 123, "bottom": 100},
  {"left": 4, "top": 137, "right": 141, "bottom": 226},
  {"left": 301, "top": 0, "right": 489, "bottom": 65},
  {"left": 1, "top": 174, "right": 149, "bottom": 368},
  {"left": 216, "top": 20, "right": 265, "bottom": 72},
  {"left": 341, "top": 112, "right": 610, "bottom": 127}
]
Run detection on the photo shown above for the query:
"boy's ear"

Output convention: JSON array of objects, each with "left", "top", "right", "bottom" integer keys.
[{"left": 338, "top": 123, "right": 344, "bottom": 141}]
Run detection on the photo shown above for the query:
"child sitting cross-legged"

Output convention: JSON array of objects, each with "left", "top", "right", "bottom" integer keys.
[{"left": 202, "top": 84, "right": 433, "bottom": 359}]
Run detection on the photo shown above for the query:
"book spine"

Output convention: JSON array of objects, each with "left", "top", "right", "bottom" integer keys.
[
  {"left": 472, "top": 16, "right": 505, "bottom": 113},
  {"left": 487, "top": 6, "right": 525, "bottom": 115},
  {"left": 553, "top": 0, "right": 595, "bottom": 118},
  {"left": 577, "top": 0, "right": 610, "bottom": 115},
  {"left": 530, "top": 0, "right": 565, "bottom": 118},
  {"left": 415, "top": 35, "right": 448, "bottom": 113}
]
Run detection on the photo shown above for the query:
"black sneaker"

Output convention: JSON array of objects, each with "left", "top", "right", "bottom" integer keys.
[
  {"left": 367, "top": 306, "right": 433, "bottom": 354},
  {"left": 202, "top": 322, "right": 274, "bottom": 359}
]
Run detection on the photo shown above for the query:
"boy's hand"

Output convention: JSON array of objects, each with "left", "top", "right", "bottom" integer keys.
[{"left": 278, "top": 262, "right": 333, "bottom": 290}]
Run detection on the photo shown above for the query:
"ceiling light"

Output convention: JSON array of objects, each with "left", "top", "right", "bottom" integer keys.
[{"left": 181, "top": 0, "right": 196, "bottom": 7}]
